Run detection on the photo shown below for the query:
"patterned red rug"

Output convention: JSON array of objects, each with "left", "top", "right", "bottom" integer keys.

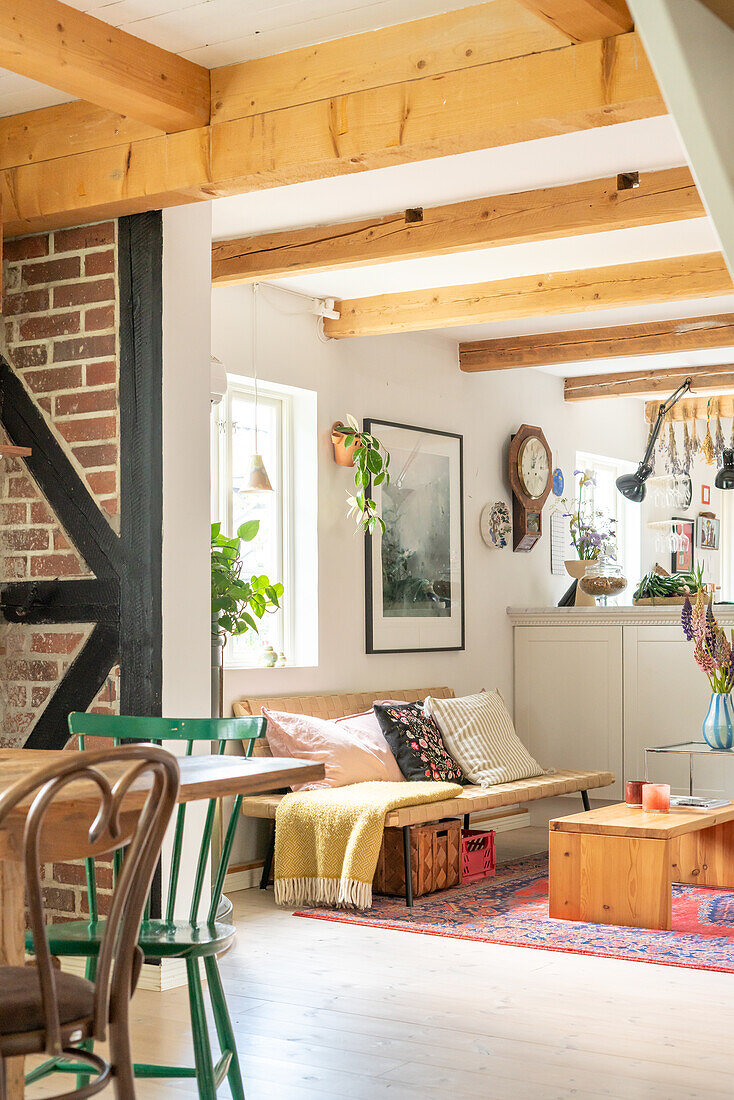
[{"left": 294, "top": 854, "right": 734, "bottom": 973}]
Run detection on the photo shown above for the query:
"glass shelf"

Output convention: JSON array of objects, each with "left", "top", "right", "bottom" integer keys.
[{"left": 645, "top": 741, "right": 734, "bottom": 796}]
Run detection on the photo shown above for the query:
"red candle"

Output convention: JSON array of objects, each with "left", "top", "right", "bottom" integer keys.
[
  {"left": 642, "top": 782, "right": 671, "bottom": 813},
  {"left": 626, "top": 779, "right": 648, "bottom": 807}
]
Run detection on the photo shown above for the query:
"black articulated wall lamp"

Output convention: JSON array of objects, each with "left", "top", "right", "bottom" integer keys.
[
  {"left": 715, "top": 449, "right": 734, "bottom": 490},
  {"left": 616, "top": 378, "right": 693, "bottom": 503}
]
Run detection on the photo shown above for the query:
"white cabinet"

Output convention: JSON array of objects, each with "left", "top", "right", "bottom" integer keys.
[
  {"left": 511, "top": 610, "right": 734, "bottom": 803},
  {"left": 624, "top": 626, "right": 728, "bottom": 798},
  {"left": 514, "top": 626, "right": 623, "bottom": 799}
]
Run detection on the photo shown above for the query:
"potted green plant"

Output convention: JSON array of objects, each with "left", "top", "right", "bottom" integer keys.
[
  {"left": 210, "top": 520, "right": 284, "bottom": 714},
  {"left": 332, "top": 414, "right": 391, "bottom": 534}
]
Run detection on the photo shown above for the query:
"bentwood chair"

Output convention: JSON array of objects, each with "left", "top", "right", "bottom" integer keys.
[
  {"left": 27, "top": 713, "right": 266, "bottom": 1100},
  {"left": 0, "top": 744, "right": 179, "bottom": 1099}
]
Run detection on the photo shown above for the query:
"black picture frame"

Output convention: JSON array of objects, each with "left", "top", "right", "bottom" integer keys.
[{"left": 364, "top": 418, "right": 464, "bottom": 654}]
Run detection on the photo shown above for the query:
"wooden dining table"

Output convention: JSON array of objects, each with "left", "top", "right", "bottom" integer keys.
[{"left": 0, "top": 747, "right": 324, "bottom": 1098}]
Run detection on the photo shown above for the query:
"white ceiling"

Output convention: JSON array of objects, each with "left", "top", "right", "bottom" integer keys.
[
  {"left": 211, "top": 117, "right": 688, "bottom": 242},
  {"left": 212, "top": 116, "right": 734, "bottom": 380},
  {"left": 0, "top": 0, "right": 478, "bottom": 117}
]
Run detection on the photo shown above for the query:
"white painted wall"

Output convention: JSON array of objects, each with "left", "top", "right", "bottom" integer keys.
[
  {"left": 161, "top": 203, "right": 213, "bottom": 916},
  {"left": 212, "top": 284, "right": 647, "bottom": 720}
]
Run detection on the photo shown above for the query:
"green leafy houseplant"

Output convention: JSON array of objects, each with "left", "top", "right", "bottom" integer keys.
[
  {"left": 335, "top": 414, "right": 391, "bottom": 535},
  {"left": 211, "top": 520, "right": 284, "bottom": 641}
]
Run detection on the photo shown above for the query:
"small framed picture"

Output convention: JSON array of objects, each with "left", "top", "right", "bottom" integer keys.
[
  {"left": 702, "top": 485, "right": 711, "bottom": 505},
  {"left": 697, "top": 514, "right": 720, "bottom": 551},
  {"left": 671, "top": 517, "right": 695, "bottom": 573}
]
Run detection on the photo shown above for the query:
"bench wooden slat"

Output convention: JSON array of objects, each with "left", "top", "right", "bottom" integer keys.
[{"left": 239, "top": 769, "right": 615, "bottom": 823}]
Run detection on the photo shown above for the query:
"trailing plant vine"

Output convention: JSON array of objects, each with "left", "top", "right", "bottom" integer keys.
[{"left": 337, "top": 414, "right": 391, "bottom": 534}]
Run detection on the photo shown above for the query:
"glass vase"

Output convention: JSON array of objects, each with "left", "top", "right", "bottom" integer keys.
[{"left": 702, "top": 692, "right": 734, "bottom": 751}]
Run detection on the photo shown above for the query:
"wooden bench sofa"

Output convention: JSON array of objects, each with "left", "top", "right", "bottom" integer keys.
[{"left": 234, "top": 687, "right": 615, "bottom": 905}]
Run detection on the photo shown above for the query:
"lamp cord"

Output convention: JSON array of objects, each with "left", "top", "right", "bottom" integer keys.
[{"left": 252, "top": 282, "right": 259, "bottom": 453}]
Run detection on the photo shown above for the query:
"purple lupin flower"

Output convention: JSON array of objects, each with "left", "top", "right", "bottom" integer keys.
[{"left": 682, "top": 597, "right": 693, "bottom": 641}]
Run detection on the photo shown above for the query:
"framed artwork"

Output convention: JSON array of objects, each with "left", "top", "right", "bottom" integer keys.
[
  {"left": 364, "top": 419, "right": 464, "bottom": 654},
  {"left": 671, "top": 517, "right": 694, "bottom": 573},
  {"left": 697, "top": 514, "right": 720, "bottom": 551},
  {"left": 702, "top": 485, "right": 711, "bottom": 506}
]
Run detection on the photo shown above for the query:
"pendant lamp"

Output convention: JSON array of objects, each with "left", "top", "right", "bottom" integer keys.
[{"left": 245, "top": 283, "right": 273, "bottom": 493}]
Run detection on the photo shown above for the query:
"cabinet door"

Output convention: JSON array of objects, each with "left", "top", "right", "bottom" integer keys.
[
  {"left": 623, "top": 626, "right": 728, "bottom": 798},
  {"left": 514, "top": 626, "right": 623, "bottom": 799}
]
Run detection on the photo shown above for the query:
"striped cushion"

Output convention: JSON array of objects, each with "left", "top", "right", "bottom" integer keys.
[{"left": 424, "top": 691, "right": 543, "bottom": 787}]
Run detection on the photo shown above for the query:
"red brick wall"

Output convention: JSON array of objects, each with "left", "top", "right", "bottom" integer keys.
[{"left": 0, "top": 221, "right": 122, "bottom": 922}]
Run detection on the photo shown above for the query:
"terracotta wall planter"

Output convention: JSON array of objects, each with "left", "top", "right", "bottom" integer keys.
[{"left": 331, "top": 422, "right": 361, "bottom": 467}]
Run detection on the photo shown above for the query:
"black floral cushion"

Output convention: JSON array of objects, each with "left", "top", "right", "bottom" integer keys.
[{"left": 373, "top": 702, "right": 464, "bottom": 783}]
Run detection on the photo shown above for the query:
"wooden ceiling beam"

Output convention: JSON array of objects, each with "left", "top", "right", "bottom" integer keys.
[
  {"left": 517, "top": 1, "right": 633, "bottom": 42},
  {"left": 460, "top": 310, "right": 734, "bottom": 371},
  {"left": 212, "top": 166, "right": 700, "bottom": 286},
  {"left": 210, "top": 1, "right": 568, "bottom": 124},
  {"left": 324, "top": 253, "right": 732, "bottom": 339},
  {"left": 0, "top": 28, "right": 663, "bottom": 238},
  {"left": 0, "top": 0, "right": 210, "bottom": 133},
  {"left": 566, "top": 364, "right": 734, "bottom": 401}
]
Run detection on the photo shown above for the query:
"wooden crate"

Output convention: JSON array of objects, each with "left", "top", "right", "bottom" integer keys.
[{"left": 374, "top": 819, "right": 462, "bottom": 898}]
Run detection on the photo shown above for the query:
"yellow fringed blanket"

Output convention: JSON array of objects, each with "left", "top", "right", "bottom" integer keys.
[{"left": 273, "top": 780, "right": 463, "bottom": 909}]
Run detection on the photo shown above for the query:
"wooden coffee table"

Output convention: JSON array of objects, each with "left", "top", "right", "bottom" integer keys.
[{"left": 549, "top": 801, "right": 734, "bottom": 930}]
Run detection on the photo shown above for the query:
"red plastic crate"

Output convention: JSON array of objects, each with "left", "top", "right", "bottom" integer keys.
[{"left": 461, "top": 829, "right": 496, "bottom": 884}]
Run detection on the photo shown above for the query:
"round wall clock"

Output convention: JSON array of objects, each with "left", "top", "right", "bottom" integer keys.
[
  {"left": 480, "top": 501, "right": 511, "bottom": 548},
  {"left": 518, "top": 435, "right": 550, "bottom": 499},
  {"left": 508, "top": 424, "right": 553, "bottom": 552}
]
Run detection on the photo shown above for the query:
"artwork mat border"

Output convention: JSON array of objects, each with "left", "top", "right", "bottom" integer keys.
[
  {"left": 364, "top": 417, "right": 465, "bottom": 655},
  {"left": 671, "top": 515, "right": 695, "bottom": 573}
]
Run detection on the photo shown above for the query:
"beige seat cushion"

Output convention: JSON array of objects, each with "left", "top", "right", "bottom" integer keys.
[{"left": 0, "top": 967, "right": 94, "bottom": 1035}]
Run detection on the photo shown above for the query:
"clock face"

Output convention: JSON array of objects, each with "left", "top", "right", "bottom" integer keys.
[{"left": 518, "top": 436, "right": 549, "bottom": 500}]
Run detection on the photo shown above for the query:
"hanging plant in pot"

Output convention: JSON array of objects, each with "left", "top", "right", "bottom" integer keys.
[
  {"left": 332, "top": 414, "right": 391, "bottom": 534},
  {"left": 682, "top": 589, "right": 734, "bottom": 749},
  {"left": 210, "top": 520, "right": 284, "bottom": 715}
]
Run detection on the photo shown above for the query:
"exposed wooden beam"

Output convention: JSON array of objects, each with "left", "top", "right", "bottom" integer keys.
[
  {"left": 212, "top": 166, "right": 700, "bottom": 286},
  {"left": 324, "top": 253, "right": 732, "bottom": 339},
  {"left": 0, "top": 0, "right": 210, "bottom": 133},
  {"left": 1, "top": 29, "right": 663, "bottom": 238},
  {"left": 210, "top": 1, "right": 568, "bottom": 124},
  {"left": 566, "top": 364, "right": 734, "bottom": 401},
  {"left": 460, "top": 310, "right": 734, "bottom": 371},
  {"left": 517, "top": 1, "right": 633, "bottom": 42}
]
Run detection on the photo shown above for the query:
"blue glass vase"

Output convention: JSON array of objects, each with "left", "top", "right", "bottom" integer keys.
[{"left": 702, "top": 693, "right": 734, "bottom": 750}]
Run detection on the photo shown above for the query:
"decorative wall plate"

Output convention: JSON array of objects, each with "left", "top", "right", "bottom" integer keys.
[
  {"left": 552, "top": 467, "right": 564, "bottom": 497},
  {"left": 480, "top": 501, "right": 511, "bottom": 549}
]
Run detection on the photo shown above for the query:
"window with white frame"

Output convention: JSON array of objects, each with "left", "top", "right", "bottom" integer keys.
[
  {"left": 213, "top": 376, "right": 318, "bottom": 668},
  {"left": 575, "top": 451, "right": 641, "bottom": 591}
]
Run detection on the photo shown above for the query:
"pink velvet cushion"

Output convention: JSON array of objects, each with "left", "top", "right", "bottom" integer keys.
[{"left": 263, "top": 708, "right": 404, "bottom": 791}]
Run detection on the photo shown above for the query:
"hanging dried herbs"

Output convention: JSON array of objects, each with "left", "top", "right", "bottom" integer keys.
[{"left": 701, "top": 400, "right": 716, "bottom": 466}]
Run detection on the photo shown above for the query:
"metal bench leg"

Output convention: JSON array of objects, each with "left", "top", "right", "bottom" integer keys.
[
  {"left": 581, "top": 790, "right": 591, "bottom": 812},
  {"left": 260, "top": 822, "right": 275, "bottom": 889},
  {"left": 463, "top": 814, "right": 470, "bottom": 830},
  {"left": 402, "top": 825, "right": 414, "bottom": 908}
]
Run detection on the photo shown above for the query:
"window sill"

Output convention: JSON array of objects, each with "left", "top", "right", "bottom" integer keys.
[{"left": 223, "top": 662, "right": 318, "bottom": 672}]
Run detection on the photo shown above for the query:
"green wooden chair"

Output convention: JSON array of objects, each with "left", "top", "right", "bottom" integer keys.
[{"left": 25, "top": 712, "right": 268, "bottom": 1100}]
